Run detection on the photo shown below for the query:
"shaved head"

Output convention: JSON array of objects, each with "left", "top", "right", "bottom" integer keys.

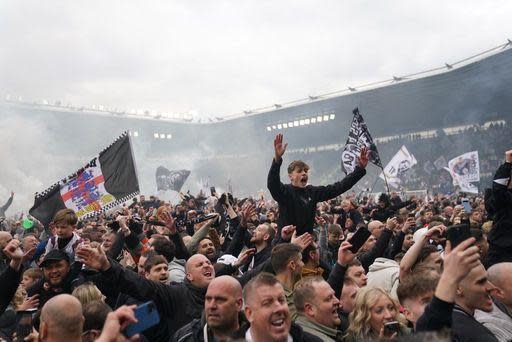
[
  {"left": 40, "top": 294, "right": 84, "bottom": 341},
  {"left": 205, "top": 276, "right": 243, "bottom": 331},
  {"left": 185, "top": 253, "right": 215, "bottom": 288},
  {"left": 487, "top": 262, "right": 512, "bottom": 288},
  {"left": 208, "top": 275, "right": 242, "bottom": 298},
  {"left": 487, "top": 262, "right": 512, "bottom": 306}
]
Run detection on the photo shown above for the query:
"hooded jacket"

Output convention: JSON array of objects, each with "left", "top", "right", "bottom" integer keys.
[
  {"left": 366, "top": 257, "right": 400, "bottom": 299},
  {"left": 487, "top": 162, "right": 512, "bottom": 256}
]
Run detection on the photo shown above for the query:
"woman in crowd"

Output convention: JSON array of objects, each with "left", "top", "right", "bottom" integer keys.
[{"left": 345, "top": 287, "right": 409, "bottom": 341}]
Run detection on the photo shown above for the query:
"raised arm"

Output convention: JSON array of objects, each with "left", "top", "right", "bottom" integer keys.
[
  {"left": 267, "top": 134, "right": 288, "bottom": 203},
  {"left": 416, "top": 238, "right": 479, "bottom": 332},
  {"left": 76, "top": 244, "right": 180, "bottom": 317},
  {"left": 0, "top": 191, "right": 14, "bottom": 212},
  {"left": 310, "top": 147, "right": 369, "bottom": 202},
  {"left": 399, "top": 225, "right": 444, "bottom": 280}
]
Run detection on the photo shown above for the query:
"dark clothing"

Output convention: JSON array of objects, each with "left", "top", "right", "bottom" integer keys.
[
  {"left": 385, "top": 231, "right": 406, "bottom": 260},
  {"left": 486, "top": 162, "right": 512, "bottom": 266},
  {"left": 452, "top": 305, "right": 499, "bottom": 342},
  {"left": 327, "top": 262, "right": 348, "bottom": 299},
  {"left": 268, "top": 158, "right": 366, "bottom": 236},
  {"left": 357, "top": 228, "right": 393, "bottom": 272},
  {"left": 370, "top": 201, "right": 412, "bottom": 222},
  {"left": 173, "top": 312, "right": 248, "bottom": 342},
  {"left": 0, "top": 265, "right": 22, "bottom": 315},
  {"left": 416, "top": 296, "right": 453, "bottom": 332},
  {"left": 231, "top": 321, "right": 322, "bottom": 342},
  {"left": 416, "top": 297, "right": 499, "bottom": 342},
  {"left": 114, "top": 293, "right": 169, "bottom": 342},
  {"left": 335, "top": 209, "right": 362, "bottom": 229},
  {"left": 100, "top": 260, "right": 206, "bottom": 336}
]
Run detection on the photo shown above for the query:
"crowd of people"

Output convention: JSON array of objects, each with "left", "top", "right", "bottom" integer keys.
[
  {"left": 0, "top": 133, "right": 511, "bottom": 342},
  {"left": 307, "top": 121, "right": 511, "bottom": 194}
]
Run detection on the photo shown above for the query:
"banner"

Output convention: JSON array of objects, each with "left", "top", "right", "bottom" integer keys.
[
  {"left": 443, "top": 151, "right": 480, "bottom": 194},
  {"left": 29, "top": 132, "right": 140, "bottom": 225},
  {"left": 443, "top": 167, "right": 479, "bottom": 194},
  {"left": 379, "top": 145, "right": 417, "bottom": 188},
  {"left": 341, "top": 108, "right": 382, "bottom": 174},
  {"left": 156, "top": 167, "right": 190, "bottom": 192},
  {"left": 448, "top": 151, "right": 480, "bottom": 183}
]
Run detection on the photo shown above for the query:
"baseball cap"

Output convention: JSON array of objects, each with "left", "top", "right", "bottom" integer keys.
[{"left": 40, "top": 250, "right": 70, "bottom": 267}]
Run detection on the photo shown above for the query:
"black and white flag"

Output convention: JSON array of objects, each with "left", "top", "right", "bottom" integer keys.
[
  {"left": 341, "top": 108, "right": 382, "bottom": 174},
  {"left": 156, "top": 167, "right": 191, "bottom": 192}
]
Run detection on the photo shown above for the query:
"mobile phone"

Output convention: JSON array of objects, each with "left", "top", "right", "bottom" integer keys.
[
  {"left": 210, "top": 187, "right": 216, "bottom": 196},
  {"left": 383, "top": 321, "right": 400, "bottom": 336},
  {"left": 124, "top": 301, "right": 160, "bottom": 337},
  {"left": 446, "top": 224, "right": 471, "bottom": 248},
  {"left": 16, "top": 310, "right": 36, "bottom": 341},
  {"left": 461, "top": 198, "right": 472, "bottom": 213},
  {"left": 348, "top": 227, "right": 372, "bottom": 254}
]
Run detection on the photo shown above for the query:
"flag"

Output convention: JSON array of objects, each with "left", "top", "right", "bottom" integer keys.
[
  {"left": 156, "top": 167, "right": 190, "bottom": 192},
  {"left": 448, "top": 151, "right": 480, "bottom": 183},
  {"left": 379, "top": 145, "right": 417, "bottom": 189},
  {"left": 341, "top": 108, "right": 382, "bottom": 174},
  {"left": 443, "top": 151, "right": 480, "bottom": 194},
  {"left": 443, "top": 167, "right": 479, "bottom": 194},
  {"left": 29, "top": 132, "right": 140, "bottom": 225}
]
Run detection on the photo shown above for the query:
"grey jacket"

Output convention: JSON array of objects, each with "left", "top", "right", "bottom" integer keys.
[
  {"left": 475, "top": 301, "right": 512, "bottom": 342},
  {"left": 294, "top": 314, "right": 342, "bottom": 341}
]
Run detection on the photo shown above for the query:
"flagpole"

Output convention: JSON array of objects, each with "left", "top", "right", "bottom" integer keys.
[{"left": 380, "top": 166, "right": 391, "bottom": 195}]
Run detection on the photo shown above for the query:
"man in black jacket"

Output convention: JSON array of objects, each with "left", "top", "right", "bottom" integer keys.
[
  {"left": 77, "top": 245, "right": 215, "bottom": 337},
  {"left": 416, "top": 238, "right": 499, "bottom": 341},
  {"left": 173, "top": 275, "right": 246, "bottom": 342},
  {"left": 486, "top": 150, "right": 512, "bottom": 267},
  {"left": 0, "top": 239, "right": 24, "bottom": 315},
  {"left": 268, "top": 133, "right": 368, "bottom": 237}
]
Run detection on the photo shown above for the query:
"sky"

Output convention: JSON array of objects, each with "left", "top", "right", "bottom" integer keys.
[{"left": 1, "top": 1, "right": 512, "bottom": 119}]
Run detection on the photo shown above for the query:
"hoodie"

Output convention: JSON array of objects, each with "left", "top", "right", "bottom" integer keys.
[
  {"left": 169, "top": 258, "right": 186, "bottom": 283},
  {"left": 366, "top": 257, "right": 400, "bottom": 299}
]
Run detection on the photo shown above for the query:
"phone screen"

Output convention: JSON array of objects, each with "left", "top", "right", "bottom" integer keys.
[
  {"left": 461, "top": 199, "right": 472, "bottom": 213},
  {"left": 210, "top": 187, "right": 216, "bottom": 196}
]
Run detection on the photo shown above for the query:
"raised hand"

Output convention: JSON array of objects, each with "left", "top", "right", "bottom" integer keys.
[
  {"left": 443, "top": 237, "right": 480, "bottom": 283},
  {"left": 160, "top": 211, "right": 176, "bottom": 234},
  {"left": 96, "top": 305, "right": 139, "bottom": 342},
  {"left": 76, "top": 243, "right": 110, "bottom": 271},
  {"left": 240, "top": 203, "right": 256, "bottom": 228},
  {"left": 337, "top": 241, "right": 356, "bottom": 266},
  {"left": 3, "top": 239, "right": 23, "bottom": 261},
  {"left": 17, "top": 295, "right": 39, "bottom": 311},
  {"left": 273, "top": 133, "right": 288, "bottom": 161},
  {"left": 291, "top": 232, "right": 313, "bottom": 251},
  {"left": 235, "top": 248, "right": 256, "bottom": 267},
  {"left": 357, "top": 146, "right": 370, "bottom": 169},
  {"left": 281, "top": 225, "right": 296, "bottom": 241}
]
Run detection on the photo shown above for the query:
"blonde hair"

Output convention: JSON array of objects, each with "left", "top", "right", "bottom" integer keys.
[
  {"left": 11, "top": 286, "right": 27, "bottom": 311},
  {"left": 347, "top": 287, "right": 400, "bottom": 339},
  {"left": 72, "top": 283, "right": 103, "bottom": 307}
]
